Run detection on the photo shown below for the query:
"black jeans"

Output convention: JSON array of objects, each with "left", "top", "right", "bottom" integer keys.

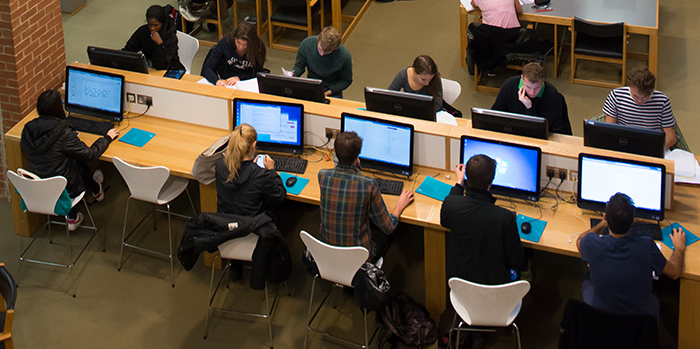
[{"left": 67, "top": 162, "right": 100, "bottom": 219}]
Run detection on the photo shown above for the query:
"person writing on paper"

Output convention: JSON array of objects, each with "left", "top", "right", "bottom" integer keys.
[
  {"left": 20, "top": 90, "right": 119, "bottom": 230},
  {"left": 388, "top": 55, "right": 443, "bottom": 112},
  {"left": 603, "top": 66, "right": 677, "bottom": 150},
  {"left": 318, "top": 132, "right": 413, "bottom": 263},
  {"left": 201, "top": 21, "right": 267, "bottom": 87},
  {"left": 286, "top": 26, "right": 353, "bottom": 98},
  {"left": 576, "top": 193, "right": 685, "bottom": 320},
  {"left": 123, "top": 5, "right": 185, "bottom": 71}
]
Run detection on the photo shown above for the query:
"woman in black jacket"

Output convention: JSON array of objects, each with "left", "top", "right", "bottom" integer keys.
[
  {"left": 20, "top": 90, "right": 119, "bottom": 230},
  {"left": 201, "top": 21, "right": 266, "bottom": 86},
  {"left": 123, "top": 5, "right": 185, "bottom": 71}
]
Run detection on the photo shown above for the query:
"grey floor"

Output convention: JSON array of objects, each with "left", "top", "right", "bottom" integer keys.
[{"left": 3, "top": 0, "right": 697, "bottom": 347}]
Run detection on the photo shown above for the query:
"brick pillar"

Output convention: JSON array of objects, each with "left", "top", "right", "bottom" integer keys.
[{"left": 0, "top": 0, "right": 66, "bottom": 201}]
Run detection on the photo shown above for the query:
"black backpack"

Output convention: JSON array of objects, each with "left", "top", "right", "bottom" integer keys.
[{"left": 377, "top": 292, "right": 439, "bottom": 348}]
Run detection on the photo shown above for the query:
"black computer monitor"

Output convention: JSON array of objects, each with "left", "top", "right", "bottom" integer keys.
[
  {"left": 471, "top": 108, "right": 549, "bottom": 140},
  {"left": 256, "top": 72, "right": 328, "bottom": 104},
  {"left": 460, "top": 135, "right": 542, "bottom": 202},
  {"left": 87, "top": 46, "right": 149, "bottom": 74},
  {"left": 341, "top": 112, "right": 415, "bottom": 177},
  {"left": 577, "top": 153, "right": 666, "bottom": 221},
  {"left": 364, "top": 87, "right": 435, "bottom": 122},
  {"left": 65, "top": 65, "right": 125, "bottom": 122},
  {"left": 583, "top": 120, "right": 666, "bottom": 158},
  {"left": 232, "top": 98, "right": 305, "bottom": 155}
]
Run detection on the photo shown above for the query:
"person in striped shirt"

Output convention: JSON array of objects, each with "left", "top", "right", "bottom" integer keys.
[{"left": 603, "top": 66, "right": 677, "bottom": 149}]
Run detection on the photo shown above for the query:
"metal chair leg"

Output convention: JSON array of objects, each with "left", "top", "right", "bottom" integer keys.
[
  {"left": 265, "top": 281, "right": 273, "bottom": 348},
  {"left": 83, "top": 198, "right": 105, "bottom": 252},
  {"left": 118, "top": 196, "right": 132, "bottom": 271},
  {"left": 304, "top": 276, "right": 317, "bottom": 349},
  {"left": 204, "top": 253, "right": 221, "bottom": 339},
  {"left": 363, "top": 307, "right": 368, "bottom": 349},
  {"left": 185, "top": 187, "right": 197, "bottom": 216},
  {"left": 167, "top": 203, "right": 174, "bottom": 287},
  {"left": 65, "top": 222, "right": 76, "bottom": 297},
  {"left": 513, "top": 322, "right": 521, "bottom": 349}
]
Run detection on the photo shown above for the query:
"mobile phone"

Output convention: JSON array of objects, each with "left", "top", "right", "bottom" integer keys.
[
  {"left": 164, "top": 69, "right": 186, "bottom": 79},
  {"left": 255, "top": 154, "right": 267, "bottom": 168}
]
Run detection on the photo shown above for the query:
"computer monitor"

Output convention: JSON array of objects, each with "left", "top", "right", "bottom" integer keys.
[
  {"left": 87, "top": 46, "right": 149, "bottom": 74},
  {"left": 460, "top": 135, "right": 542, "bottom": 202},
  {"left": 232, "top": 98, "right": 305, "bottom": 155},
  {"left": 471, "top": 108, "right": 549, "bottom": 140},
  {"left": 341, "top": 112, "right": 414, "bottom": 177},
  {"left": 64, "top": 65, "right": 125, "bottom": 122},
  {"left": 256, "top": 72, "right": 328, "bottom": 104},
  {"left": 583, "top": 120, "right": 666, "bottom": 158},
  {"left": 364, "top": 87, "right": 435, "bottom": 122},
  {"left": 577, "top": 153, "right": 666, "bottom": 221}
]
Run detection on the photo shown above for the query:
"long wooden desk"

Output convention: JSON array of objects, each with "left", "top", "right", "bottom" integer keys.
[
  {"left": 5, "top": 63, "right": 699, "bottom": 347},
  {"left": 459, "top": 0, "right": 659, "bottom": 79}
]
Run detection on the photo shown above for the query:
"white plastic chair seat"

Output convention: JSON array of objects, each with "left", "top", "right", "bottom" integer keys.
[
  {"left": 8, "top": 170, "right": 70, "bottom": 215},
  {"left": 176, "top": 30, "right": 199, "bottom": 74},
  {"left": 156, "top": 176, "right": 190, "bottom": 205},
  {"left": 449, "top": 278, "right": 530, "bottom": 327},
  {"left": 300, "top": 230, "right": 368, "bottom": 287},
  {"left": 217, "top": 233, "right": 259, "bottom": 261},
  {"left": 441, "top": 77, "right": 462, "bottom": 105}
]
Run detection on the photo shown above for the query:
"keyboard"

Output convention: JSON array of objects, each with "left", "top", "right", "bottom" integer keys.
[
  {"left": 271, "top": 156, "right": 308, "bottom": 174},
  {"left": 375, "top": 178, "right": 404, "bottom": 195},
  {"left": 66, "top": 116, "right": 113, "bottom": 136},
  {"left": 590, "top": 218, "right": 663, "bottom": 241}
]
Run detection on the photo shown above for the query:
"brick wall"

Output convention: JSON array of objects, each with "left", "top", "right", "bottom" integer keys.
[{"left": 0, "top": 0, "right": 66, "bottom": 201}]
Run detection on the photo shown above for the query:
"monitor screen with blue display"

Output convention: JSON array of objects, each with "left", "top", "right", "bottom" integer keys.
[
  {"left": 341, "top": 112, "right": 415, "bottom": 177},
  {"left": 233, "top": 98, "right": 305, "bottom": 155},
  {"left": 460, "top": 135, "right": 542, "bottom": 201},
  {"left": 65, "top": 65, "right": 125, "bottom": 122},
  {"left": 577, "top": 153, "right": 665, "bottom": 221}
]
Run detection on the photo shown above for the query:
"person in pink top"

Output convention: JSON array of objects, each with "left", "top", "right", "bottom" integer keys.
[{"left": 471, "top": 0, "right": 522, "bottom": 29}]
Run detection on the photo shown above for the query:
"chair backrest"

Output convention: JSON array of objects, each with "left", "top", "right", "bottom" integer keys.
[
  {"left": 0, "top": 264, "right": 17, "bottom": 312},
  {"left": 441, "top": 78, "right": 462, "bottom": 105},
  {"left": 112, "top": 157, "right": 171, "bottom": 203},
  {"left": 217, "top": 233, "right": 259, "bottom": 262},
  {"left": 448, "top": 277, "right": 530, "bottom": 327},
  {"left": 299, "top": 230, "right": 368, "bottom": 287},
  {"left": 176, "top": 30, "right": 199, "bottom": 74},
  {"left": 573, "top": 17, "right": 624, "bottom": 39},
  {"left": 7, "top": 169, "right": 67, "bottom": 216}
]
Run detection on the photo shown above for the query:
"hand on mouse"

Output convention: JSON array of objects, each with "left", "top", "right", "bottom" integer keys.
[{"left": 106, "top": 129, "right": 119, "bottom": 140}]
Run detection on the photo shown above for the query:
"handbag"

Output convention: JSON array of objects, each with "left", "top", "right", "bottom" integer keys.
[
  {"left": 191, "top": 135, "right": 230, "bottom": 185},
  {"left": 16, "top": 169, "right": 72, "bottom": 216},
  {"left": 352, "top": 262, "right": 390, "bottom": 312}
]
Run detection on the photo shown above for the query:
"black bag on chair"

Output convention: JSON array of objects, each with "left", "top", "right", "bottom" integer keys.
[{"left": 352, "top": 262, "right": 390, "bottom": 312}]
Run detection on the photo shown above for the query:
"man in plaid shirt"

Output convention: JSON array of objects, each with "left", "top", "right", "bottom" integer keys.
[{"left": 318, "top": 131, "right": 414, "bottom": 262}]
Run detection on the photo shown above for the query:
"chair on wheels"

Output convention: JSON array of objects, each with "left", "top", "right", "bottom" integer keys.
[
  {"left": 299, "top": 230, "right": 372, "bottom": 349},
  {"left": 441, "top": 77, "right": 462, "bottom": 105},
  {"left": 448, "top": 277, "right": 530, "bottom": 349},
  {"left": 0, "top": 264, "right": 17, "bottom": 349},
  {"left": 267, "top": 0, "right": 323, "bottom": 52},
  {"left": 176, "top": 31, "right": 199, "bottom": 74},
  {"left": 204, "top": 233, "right": 286, "bottom": 347},
  {"left": 7, "top": 169, "right": 104, "bottom": 297},
  {"left": 570, "top": 17, "right": 627, "bottom": 88},
  {"left": 113, "top": 157, "right": 196, "bottom": 287},
  {"left": 558, "top": 299, "right": 658, "bottom": 349}
]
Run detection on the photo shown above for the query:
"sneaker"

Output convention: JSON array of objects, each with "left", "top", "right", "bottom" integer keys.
[
  {"left": 92, "top": 169, "right": 104, "bottom": 202},
  {"left": 66, "top": 212, "right": 84, "bottom": 231},
  {"left": 375, "top": 257, "right": 384, "bottom": 269}
]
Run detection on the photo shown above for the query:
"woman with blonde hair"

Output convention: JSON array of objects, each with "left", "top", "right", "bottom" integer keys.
[{"left": 215, "top": 123, "right": 286, "bottom": 217}]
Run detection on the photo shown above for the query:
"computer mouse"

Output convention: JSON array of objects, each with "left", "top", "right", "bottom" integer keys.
[
  {"left": 521, "top": 222, "right": 532, "bottom": 234},
  {"left": 286, "top": 177, "right": 297, "bottom": 187}
]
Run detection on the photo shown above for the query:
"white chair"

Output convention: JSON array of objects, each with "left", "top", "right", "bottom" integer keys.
[
  {"left": 299, "top": 230, "right": 371, "bottom": 349},
  {"left": 441, "top": 77, "right": 462, "bottom": 105},
  {"left": 176, "top": 30, "right": 199, "bottom": 74},
  {"left": 448, "top": 277, "right": 531, "bottom": 349},
  {"left": 7, "top": 169, "right": 104, "bottom": 297},
  {"left": 204, "top": 233, "right": 286, "bottom": 347},
  {"left": 113, "top": 157, "right": 196, "bottom": 287}
]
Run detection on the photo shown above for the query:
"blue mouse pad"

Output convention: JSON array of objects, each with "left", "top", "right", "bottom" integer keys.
[
  {"left": 279, "top": 172, "right": 309, "bottom": 195},
  {"left": 118, "top": 128, "right": 155, "bottom": 147},
  {"left": 516, "top": 214, "right": 547, "bottom": 243},
  {"left": 415, "top": 176, "right": 452, "bottom": 202},
  {"left": 660, "top": 222, "right": 699, "bottom": 250}
]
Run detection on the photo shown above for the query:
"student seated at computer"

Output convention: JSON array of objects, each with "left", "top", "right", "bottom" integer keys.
[
  {"left": 318, "top": 132, "right": 413, "bottom": 263},
  {"left": 388, "top": 55, "right": 443, "bottom": 113},
  {"left": 20, "top": 90, "right": 119, "bottom": 230},
  {"left": 576, "top": 193, "right": 685, "bottom": 320},
  {"left": 123, "top": 5, "right": 185, "bottom": 71},
  {"left": 201, "top": 21, "right": 267, "bottom": 86},
  {"left": 603, "top": 66, "right": 677, "bottom": 150},
  {"left": 286, "top": 26, "right": 353, "bottom": 99},
  {"left": 491, "top": 62, "right": 572, "bottom": 135}
]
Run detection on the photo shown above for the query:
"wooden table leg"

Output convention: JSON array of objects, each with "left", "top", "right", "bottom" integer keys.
[
  {"left": 460, "top": 6, "right": 468, "bottom": 69},
  {"left": 332, "top": 0, "right": 342, "bottom": 33},
  {"left": 678, "top": 278, "right": 700, "bottom": 347},
  {"left": 553, "top": 24, "right": 559, "bottom": 79},
  {"left": 648, "top": 33, "right": 658, "bottom": 76},
  {"left": 424, "top": 227, "right": 446, "bottom": 320}
]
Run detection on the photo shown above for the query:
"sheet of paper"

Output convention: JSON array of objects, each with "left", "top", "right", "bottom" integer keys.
[
  {"left": 665, "top": 149, "right": 699, "bottom": 181},
  {"left": 460, "top": 0, "right": 475, "bottom": 11},
  {"left": 196, "top": 77, "right": 260, "bottom": 93},
  {"left": 436, "top": 110, "right": 459, "bottom": 126},
  {"left": 197, "top": 77, "right": 213, "bottom": 85}
]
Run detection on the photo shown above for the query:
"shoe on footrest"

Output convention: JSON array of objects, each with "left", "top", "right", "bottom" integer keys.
[{"left": 66, "top": 212, "right": 84, "bottom": 231}]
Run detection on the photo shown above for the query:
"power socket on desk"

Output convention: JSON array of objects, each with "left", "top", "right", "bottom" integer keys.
[{"left": 126, "top": 93, "right": 136, "bottom": 103}]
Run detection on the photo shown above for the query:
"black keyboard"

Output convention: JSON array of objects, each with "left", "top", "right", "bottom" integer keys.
[
  {"left": 375, "top": 178, "right": 404, "bottom": 195},
  {"left": 271, "top": 156, "right": 307, "bottom": 174},
  {"left": 590, "top": 218, "right": 663, "bottom": 241},
  {"left": 66, "top": 116, "right": 113, "bottom": 136}
]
